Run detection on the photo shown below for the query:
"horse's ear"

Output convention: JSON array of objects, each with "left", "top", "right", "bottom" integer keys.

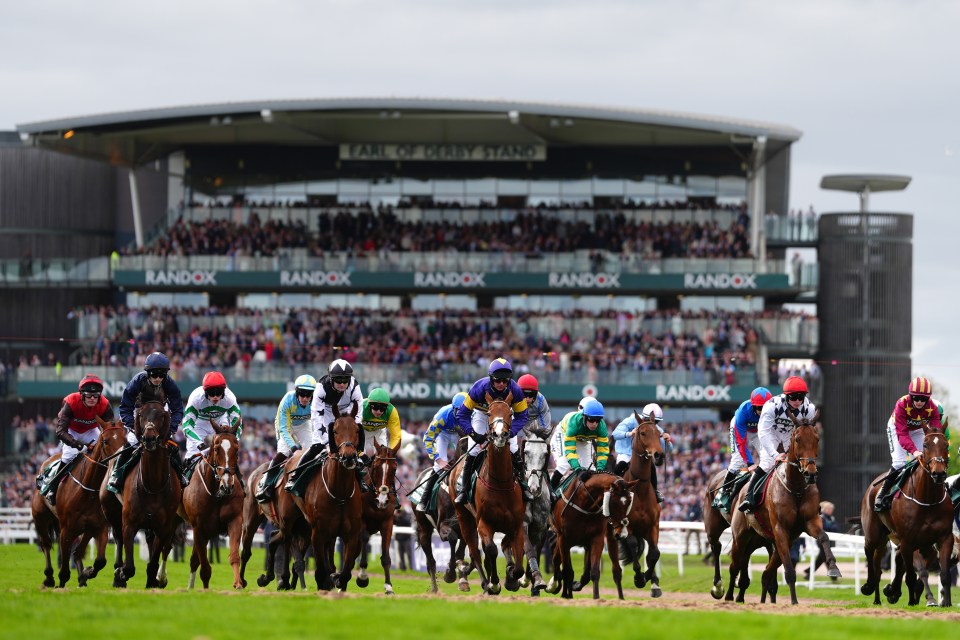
[
  {"left": 351, "top": 401, "right": 359, "bottom": 418},
  {"left": 94, "top": 415, "right": 108, "bottom": 429},
  {"left": 633, "top": 409, "right": 643, "bottom": 424},
  {"left": 811, "top": 408, "right": 821, "bottom": 425}
]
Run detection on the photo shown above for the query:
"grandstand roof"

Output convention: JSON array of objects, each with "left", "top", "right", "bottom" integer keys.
[{"left": 16, "top": 97, "right": 801, "bottom": 168}]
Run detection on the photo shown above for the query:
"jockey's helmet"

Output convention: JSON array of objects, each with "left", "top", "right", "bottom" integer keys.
[
  {"left": 517, "top": 373, "right": 538, "bottom": 392},
  {"left": 907, "top": 376, "right": 932, "bottom": 398},
  {"left": 578, "top": 396, "right": 594, "bottom": 411},
  {"left": 487, "top": 357, "right": 512, "bottom": 381},
  {"left": 782, "top": 376, "right": 808, "bottom": 395},
  {"left": 79, "top": 374, "right": 104, "bottom": 394},
  {"left": 328, "top": 359, "right": 354, "bottom": 379},
  {"left": 143, "top": 351, "right": 170, "bottom": 371},
  {"left": 202, "top": 371, "right": 227, "bottom": 399},
  {"left": 750, "top": 387, "right": 773, "bottom": 408},
  {"left": 368, "top": 387, "right": 390, "bottom": 405},
  {"left": 294, "top": 374, "right": 317, "bottom": 393},
  {"left": 452, "top": 392, "right": 469, "bottom": 411},
  {"left": 641, "top": 403, "right": 664, "bottom": 423},
  {"left": 581, "top": 399, "right": 604, "bottom": 419}
]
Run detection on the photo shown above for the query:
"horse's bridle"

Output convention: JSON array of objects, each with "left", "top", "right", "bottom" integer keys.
[
  {"left": 137, "top": 400, "right": 168, "bottom": 452},
  {"left": 787, "top": 423, "right": 818, "bottom": 485},
  {"left": 198, "top": 437, "right": 238, "bottom": 498},
  {"left": 371, "top": 450, "right": 398, "bottom": 508},
  {"left": 487, "top": 400, "right": 512, "bottom": 449},
  {"left": 917, "top": 432, "right": 949, "bottom": 484},
  {"left": 523, "top": 437, "right": 550, "bottom": 498}
]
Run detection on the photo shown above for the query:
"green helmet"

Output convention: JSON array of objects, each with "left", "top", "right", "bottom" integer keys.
[{"left": 368, "top": 388, "right": 390, "bottom": 405}]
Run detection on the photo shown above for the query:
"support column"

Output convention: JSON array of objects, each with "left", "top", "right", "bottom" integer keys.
[{"left": 129, "top": 169, "right": 144, "bottom": 249}]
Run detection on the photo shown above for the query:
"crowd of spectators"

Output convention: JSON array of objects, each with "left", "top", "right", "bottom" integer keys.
[
  {"left": 123, "top": 206, "right": 753, "bottom": 260},
  {"left": 63, "top": 305, "right": 817, "bottom": 383}
]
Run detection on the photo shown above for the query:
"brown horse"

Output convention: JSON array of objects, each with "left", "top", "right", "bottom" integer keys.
[
  {"left": 110, "top": 399, "right": 183, "bottom": 588},
  {"left": 355, "top": 441, "right": 400, "bottom": 594},
  {"left": 725, "top": 408, "right": 839, "bottom": 605},
  {"left": 859, "top": 425, "right": 953, "bottom": 606},
  {"left": 31, "top": 417, "right": 126, "bottom": 588},
  {"left": 550, "top": 472, "right": 636, "bottom": 599},
  {"left": 449, "top": 395, "right": 526, "bottom": 595},
  {"left": 413, "top": 441, "right": 473, "bottom": 593},
  {"left": 702, "top": 467, "right": 772, "bottom": 599},
  {"left": 294, "top": 403, "right": 364, "bottom": 591},
  {"left": 181, "top": 426, "right": 245, "bottom": 589},
  {"left": 238, "top": 458, "right": 310, "bottom": 590},
  {"left": 619, "top": 411, "right": 666, "bottom": 597}
]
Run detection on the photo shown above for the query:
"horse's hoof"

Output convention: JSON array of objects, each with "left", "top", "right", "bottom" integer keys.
[
  {"left": 634, "top": 574, "right": 647, "bottom": 589},
  {"left": 828, "top": 566, "right": 842, "bottom": 579},
  {"left": 239, "top": 578, "right": 247, "bottom": 589},
  {"left": 42, "top": 579, "right": 54, "bottom": 588},
  {"left": 651, "top": 585, "right": 662, "bottom": 598},
  {"left": 458, "top": 580, "right": 470, "bottom": 593},
  {"left": 356, "top": 575, "right": 369, "bottom": 589},
  {"left": 571, "top": 580, "right": 585, "bottom": 592},
  {"left": 487, "top": 583, "right": 501, "bottom": 596},
  {"left": 710, "top": 584, "right": 724, "bottom": 600},
  {"left": 519, "top": 575, "right": 530, "bottom": 589},
  {"left": 384, "top": 586, "right": 395, "bottom": 596},
  {"left": 443, "top": 569, "right": 457, "bottom": 584},
  {"left": 545, "top": 579, "right": 561, "bottom": 595},
  {"left": 532, "top": 581, "right": 546, "bottom": 597},
  {"left": 860, "top": 583, "right": 872, "bottom": 596},
  {"left": 504, "top": 577, "right": 520, "bottom": 592},
  {"left": 257, "top": 574, "right": 271, "bottom": 588},
  {"left": 157, "top": 577, "right": 167, "bottom": 589},
  {"left": 926, "top": 599, "right": 938, "bottom": 607}
]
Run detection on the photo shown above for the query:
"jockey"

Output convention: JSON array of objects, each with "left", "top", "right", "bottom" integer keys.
[
  {"left": 712, "top": 387, "right": 773, "bottom": 511},
  {"left": 550, "top": 399, "right": 610, "bottom": 497},
  {"left": 180, "top": 371, "right": 242, "bottom": 484},
  {"left": 454, "top": 357, "right": 530, "bottom": 504},
  {"left": 549, "top": 396, "right": 596, "bottom": 485},
  {"left": 109, "top": 351, "right": 185, "bottom": 494},
  {"left": 875, "top": 376, "right": 944, "bottom": 512},
  {"left": 39, "top": 375, "right": 114, "bottom": 505},
  {"left": 256, "top": 374, "right": 316, "bottom": 503},
  {"left": 610, "top": 403, "right": 673, "bottom": 503},
  {"left": 418, "top": 392, "right": 467, "bottom": 512},
  {"left": 357, "top": 387, "right": 402, "bottom": 493},
  {"left": 285, "top": 359, "right": 364, "bottom": 497},
  {"left": 517, "top": 374, "right": 552, "bottom": 440},
  {"left": 739, "top": 376, "right": 817, "bottom": 513}
]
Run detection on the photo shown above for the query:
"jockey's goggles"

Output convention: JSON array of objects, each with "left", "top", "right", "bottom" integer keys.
[
  {"left": 584, "top": 416, "right": 601, "bottom": 424},
  {"left": 296, "top": 389, "right": 314, "bottom": 399},
  {"left": 204, "top": 386, "right": 225, "bottom": 399},
  {"left": 80, "top": 389, "right": 102, "bottom": 398},
  {"left": 332, "top": 376, "right": 350, "bottom": 385},
  {"left": 909, "top": 394, "right": 929, "bottom": 404},
  {"left": 785, "top": 392, "right": 807, "bottom": 402},
  {"left": 369, "top": 402, "right": 387, "bottom": 413},
  {"left": 146, "top": 369, "right": 168, "bottom": 379},
  {"left": 522, "top": 390, "right": 537, "bottom": 399}
]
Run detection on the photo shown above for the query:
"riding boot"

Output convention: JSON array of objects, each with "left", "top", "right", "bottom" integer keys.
[
  {"left": 107, "top": 446, "right": 135, "bottom": 494},
  {"left": 455, "top": 455, "right": 478, "bottom": 505},
  {"left": 284, "top": 443, "right": 324, "bottom": 495},
  {"left": 511, "top": 450, "right": 533, "bottom": 501},
  {"left": 256, "top": 452, "right": 288, "bottom": 503},
  {"left": 550, "top": 470, "right": 563, "bottom": 503},
  {"left": 651, "top": 466, "right": 664, "bottom": 504},
  {"left": 417, "top": 471, "right": 439, "bottom": 512},
  {"left": 738, "top": 468, "right": 766, "bottom": 513},
  {"left": 614, "top": 460, "right": 629, "bottom": 477},
  {"left": 873, "top": 467, "right": 900, "bottom": 512},
  {"left": 713, "top": 470, "right": 737, "bottom": 510},
  {"left": 168, "top": 441, "right": 188, "bottom": 487},
  {"left": 355, "top": 465, "right": 372, "bottom": 493},
  {"left": 41, "top": 460, "right": 69, "bottom": 505}
]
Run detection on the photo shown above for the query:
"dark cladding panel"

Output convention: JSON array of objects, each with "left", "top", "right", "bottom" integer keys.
[{"left": 818, "top": 213, "right": 912, "bottom": 522}]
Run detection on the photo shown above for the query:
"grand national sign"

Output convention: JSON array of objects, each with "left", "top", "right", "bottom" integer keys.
[
  {"left": 656, "top": 385, "right": 731, "bottom": 402},
  {"left": 683, "top": 273, "right": 757, "bottom": 289}
]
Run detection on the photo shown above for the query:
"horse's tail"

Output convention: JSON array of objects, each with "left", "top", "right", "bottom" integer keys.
[{"left": 846, "top": 516, "right": 863, "bottom": 535}]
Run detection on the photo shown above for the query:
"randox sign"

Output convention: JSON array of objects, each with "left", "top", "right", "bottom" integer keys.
[
  {"left": 145, "top": 270, "right": 217, "bottom": 286},
  {"left": 655, "top": 384, "right": 732, "bottom": 402},
  {"left": 683, "top": 274, "right": 757, "bottom": 289}
]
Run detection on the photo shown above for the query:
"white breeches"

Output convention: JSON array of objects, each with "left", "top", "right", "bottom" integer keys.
[
  {"left": 887, "top": 417, "right": 924, "bottom": 470},
  {"left": 551, "top": 428, "right": 596, "bottom": 474},
  {"left": 431, "top": 431, "right": 460, "bottom": 471},
  {"left": 277, "top": 422, "right": 313, "bottom": 456},
  {"left": 466, "top": 409, "right": 518, "bottom": 457},
  {"left": 362, "top": 426, "right": 389, "bottom": 456},
  {"left": 758, "top": 427, "right": 792, "bottom": 472},
  {"left": 728, "top": 421, "right": 760, "bottom": 472},
  {"left": 61, "top": 428, "right": 99, "bottom": 464}
]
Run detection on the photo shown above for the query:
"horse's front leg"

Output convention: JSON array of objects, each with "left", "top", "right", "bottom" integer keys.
[
  {"left": 56, "top": 525, "right": 74, "bottom": 588},
  {"left": 505, "top": 526, "right": 526, "bottom": 592},
  {"left": 938, "top": 536, "right": 954, "bottom": 607},
  {"left": 226, "top": 516, "right": 243, "bottom": 589},
  {"left": 478, "top": 522, "right": 500, "bottom": 595},
  {"left": 71, "top": 532, "right": 94, "bottom": 587},
  {"left": 336, "top": 527, "right": 362, "bottom": 592},
  {"left": 644, "top": 524, "right": 662, "bottom": 598},
  {"left": 379, "top": 521, "right": 395, "bottom": 595},
  {"left": 119, "top": 523, "right": 137, "bottom": 587},
  {"left": 884, "top": 547, "right": 906, "bottom": 604},
  {"left": 902, "top": 545, "right": 923, "bottom": 606},
  {"left": 606, "top": 527, "right": 625, "bottom": 600},
  {"left": 760, "top": 553, "right": 782, "bottom": 604},
  {"left": 588, "top": 535, "right": 604, "bottom": 600},
  {"left": 771, "top": 525, "right": 799, "bottom": 605},
  {"left": 83, "top": 526, "right": 109, "bottom": 585},
  {"left": 523, "top": 527, "right": 546, "bottom": 596},
  {"left": 457, "top": 509, "right": 488, "bottom": 590},
  {"left": 812, "top": 526, "right": 842, "bottom": 579},
  {"left": 312, "top": 534, "right": 333, "bottom": 591}
]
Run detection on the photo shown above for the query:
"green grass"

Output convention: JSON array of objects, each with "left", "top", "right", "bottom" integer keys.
[{"left": 1, "top": 544, "right": 957, "bottom": 640}]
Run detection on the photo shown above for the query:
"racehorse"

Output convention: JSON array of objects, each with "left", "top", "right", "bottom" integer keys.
[
  {"left": 294, "top": 403, "right": 364, "bottom": 591},
  {"left": 31, "top": 416, "right": 126, "bottom": 588},
  {"left": 449, "top": 395, "right": 527, "bottom": 595},
  {"left": 725, "top": 408, "right": 839, "bottom": 605},
  {"left": 355, "top": 441, "right": 400, "bottom": 594},
  {"left": 550, "top": 472, "right": 636, "bottom": 599},
  {"left": 181, "top": 425, "right": 244, "bottom": 589},
  {"left": 518, "top": 432, "right": 552, "bottom": 596},
  {"left": 238, "top": 459, "right": 310, "bottom": 590},
  {"left": 620, "top": 411, "right": 666, "bottom": 597},
  {"left": 110, "top": 399, "right": 182, "bottom": 588},
  {"left": 859, "top": 425, "right": 953, "bottom": 607},
  {"left": 702, "top": 468, "right": 773, "bottom": 599},
  {"left": 413, "top": 440, "right": 473, "bottom": 593}
]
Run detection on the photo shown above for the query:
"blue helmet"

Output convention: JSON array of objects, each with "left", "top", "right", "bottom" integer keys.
[
  {"left": 144, "top": 352, "right": 170, "bottom": 370},
  {"left": 294, "top": 374, "right": 317, "bottom": 392},
  {"left": 487, "top": 357, "right": 513, "bottom": 380},
  {"left": 452, "top": 392, "right": 468, "bottom": 411},
  {"left": 581, "top": 398, "right": 604, "bottom": 419}
]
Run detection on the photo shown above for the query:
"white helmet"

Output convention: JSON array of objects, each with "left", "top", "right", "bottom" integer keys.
[
  {"left": 641, "top": 403, "right": 664, "bottom": 423},
  {"left": 578, "top": 396, "right": 595, "bottom": 412}
]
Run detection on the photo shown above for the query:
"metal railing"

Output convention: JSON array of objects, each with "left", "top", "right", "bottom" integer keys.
[{"left": 0, "top": 257, "right": 111, "bottom": 286}]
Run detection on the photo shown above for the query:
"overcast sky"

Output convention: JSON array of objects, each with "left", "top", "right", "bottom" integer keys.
[{"left": 2, "top": 1, "right": 958, "bottom": 399}]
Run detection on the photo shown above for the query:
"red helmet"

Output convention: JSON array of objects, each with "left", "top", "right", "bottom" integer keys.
[
  {"left": 750, "top": 387, "right": 773, "bottom": 407},
  {"left": 782, "top": 376, "right": 808, "bottom": 394},
  {"left": 517, "top": 374, "right": 539, "bottom": 392},
  {"left": 202, "top": 371, "right": 227, "bottom": 390},
  {"left": 908, "top": 376, "right": 932, "bottom": 397},
  {"left": 78, "top": 374, "right": 104, "bottom": 393}
]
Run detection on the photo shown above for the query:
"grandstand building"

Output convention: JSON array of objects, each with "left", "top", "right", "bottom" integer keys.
[{"left": 0, "top": 98, "right": 908, "bottom": 519}]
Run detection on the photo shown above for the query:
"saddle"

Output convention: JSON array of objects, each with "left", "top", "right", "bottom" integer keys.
[
  {"left": 286, "top": 450, "right": 328, "bottom": 497},
  {"left": 410, "top": 468, "right": 447, "bottom": 513},
  {"left": 183, "top": 455, "right": 204, "bottom": 483},
  {"left": 711, "top": 471, "right": 751, "bottom": 512}
]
